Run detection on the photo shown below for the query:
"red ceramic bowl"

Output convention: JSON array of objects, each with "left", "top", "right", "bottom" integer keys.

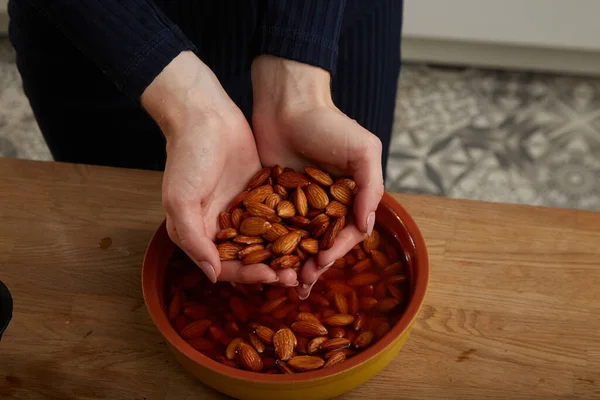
[{"left": 142, "top": 192, "right": 429, "bottom": 400}]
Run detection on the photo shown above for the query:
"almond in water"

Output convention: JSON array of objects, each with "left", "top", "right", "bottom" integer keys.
[{"left": 165, "top": 166, "right": 410, "bottom": 374}]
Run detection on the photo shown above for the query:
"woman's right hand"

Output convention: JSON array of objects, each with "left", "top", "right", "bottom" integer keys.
[{"left": 141, "top": 51, "right": 298, "bottom": 287}]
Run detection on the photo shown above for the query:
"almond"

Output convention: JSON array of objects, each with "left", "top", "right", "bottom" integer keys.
[
  {"left": 388, "top": 285, "right": 405, "bottom": 301},
  {"left": 371, "top": 250, "right": 390, "bottom": 268},
  {"left": 347, "top": 272, "right": 380, "bottom": 286},
  {"left": 231, "top": 208, "right": 244, "bottom": 229},
  {"left": 296, "top": 312, "right": 321, "bottom": 323},
  {"left": 326, "top": 280, "right": 354, "bottom": 295},
  {"left": 359, "top": 297, "right": 378, "bottom": 311},
  {"left": 187, "top": 337, "right": 215, "bottom": 353},
  {"left": 353, "top": 330, "right": 374, "bottom": 348},
  {"left": 218, "top": 242, "right": 243, "bottom": 261},
  {"left": 263, "top": 223, "right": 289, "bottom": 242},
  {"left": 238, "top": 244, "right": 265, "bottom": 259},
  {"left": 209, "top": 326, "right": 231, "bottom": 346},
  {"left": 291, "top": 320, "right": 328, "bottom": 337},
  {"left": 309, "top": 213, "right": 330, "bottom": 238},
  {"left": 325, "top": 201, "right": 348, "bottom": 218},
  {"left": 226, "top": 337, "right": 244, "bottom": 360},
  {"left": 278, "top": 171, "right": 310, "bottom": 188},
  {"left": 271, "top": 255, "right": 300, "bottom": 269},
  {"left": 320, "top": 337, "right": 350, "bottom": 352},
  {"left": 271, "top": 165, "right": 284, "bottom": 182},
  {"left": 374, "top": 282, "right": 388, "bottom": 299},
  {"left": 246, "top": 201, "right": 279, "bottom": 221},
  {"left": 376, "top": 298, "right": 400, "bottom": 313},
  {"left": 363, "top": 229, "right": 381, "bottom": 253},
  {"left": 249, "top": 332, "right": 265, "bottom": 353},
  {"left": 296, "top": 336, "right": 309, "bottom": 354},
  {"left": 216, "top": 228, "right": 238, "bottom": 240},
  {"left": 260, "top": 296, "right": 288, "bottom": 314},
  {"left": 240, "top": 217, "right": 271, "bottom": 236},
  {"left": 168, "top": 290, "right": 183, "bottom": 321},
  {"left": 332, "top": 293, "right": 349, "bottom": 314},
  {"left": 287, "top": 356, "right": 325, "bottom": 372},
  {"left": 219, "top": 212, "right": 233, "bottom": 229},
  {"left": 174, "top": 315, "right": 188, "bottom": 333},
  {"left": 255, "top": 325, "right": 275, "bottom": 345},
  {"left": 183, "top": 304, "right": 209, "bottom": 320},
  {"left": 274, "top": 184, "right": 288, "bottom": 198},
  {"left": 238, "top": 342, "right": 264, "bottom": 372},
  {"left": 275, "top": 359, "right": 296, "bottom": 374},
  {"left": 382, "top": 262, "right": 403, "bottom": 277},
  {"left": 296, "top": 238, "right": 318, "bottom": 255},
  {"left": 227, "top": 190, "right": 249, "bottom": 212},
  {"left": 305, "top": 183, "right": 329, "bottom": 209},
  {"left": 323, "top": 350, "right": 346, "bottom": 368},
  {"left": 287, "top": 287, "right": 302, "bottom": 304},
  {"left": 330, "top": 183, "right": 354, "bottom": 206},
  {"left": 320, "top": 216, "right": 345, "bottom": 250},
  {"left": 272, "top": 231, "right": 302, "bottom": 255},
  {"left": 387, "top": 275, "right": 408, "bottom": 285},
  {"left": 276, "top": 200, "right": 296, "bottom": 218},
  {"left": 351, "top": 258, "right": 373, "bottom": 274},
  {"left": 304, "top": 166, "right": 333, "bottom": 186},
  {"left": 374, "top": 322, "right": 391, "bottom": 340},
  {"left": 233, "top": 235, "right": 264, "bottom": 245},
  {"left": 335, "top": 177, "right": 356, "bottom": 191},
  {"left": 288, "top": 216, "right": 311, "bottom": 228},
  {"left": 273, "top": 328, "right": 297, "bottom": 361},
  {"left": 180, "top": 319, "right": 212, "bottom": 339},
  {"left": 295, "top": 247, "right": 307, "bottom": 262},
  {"left": 353, "top": 314, "right": 367, "bottom": 331},
  {"left": 354, "top": 246, "right": 367, "bottom": 260},
  {"left": 241, "top": 248, "right": 272, "bottom": 265},
  {"left": 331, "top": 258, "right": 346, "bottom": 269},
  {"left": 247, "top": 167, "right": 271, "bottom": 190},
  {"left": 329, "top": 327, "right": 346, "bottom": 338},
  {"left": 229, "top": 296, "right": 248, "bottom": 322},
  {"left": 265, "top": 193, "right": 283, "bottom": 209},
  {"left": 292, "top": 187, "right": 308, "bottom": 216},
  {"left": 322, "top": 314, "right": 355, "bottom": 327},
  {"left": 243, "top": 185, "right": 273, "bottom": 205},
  {"left": 308, "top": 293, "right": 330, "bottom": 308},
  {"left": 307, "top": 336, "right": 328, "bottom": 354}
]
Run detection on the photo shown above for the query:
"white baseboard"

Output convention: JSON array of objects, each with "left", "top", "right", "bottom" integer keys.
[{"left": 402, "top": 36, "right": 600, "bottom": 77}]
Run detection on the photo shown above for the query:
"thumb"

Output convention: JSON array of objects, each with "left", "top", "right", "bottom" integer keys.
[
  {"left": 165, "top": 206, "right": 222, "bottom": 283},
  {"left": 351, "top": 134, "right": 385, "bottom": 235}
]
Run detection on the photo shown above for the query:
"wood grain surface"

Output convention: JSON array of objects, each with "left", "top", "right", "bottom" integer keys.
[{"left": 1, "top": 158, "right": 599, "bottom": 399}]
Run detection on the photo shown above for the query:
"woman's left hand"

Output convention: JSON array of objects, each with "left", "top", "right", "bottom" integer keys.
[{"left": 251, "top": 55, "right": 385, "bottom": 298}]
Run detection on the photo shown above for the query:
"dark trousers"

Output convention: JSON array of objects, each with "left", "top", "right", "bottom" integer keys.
[{"left": 8, "top": 0, "right": 402, "bottom": 177}]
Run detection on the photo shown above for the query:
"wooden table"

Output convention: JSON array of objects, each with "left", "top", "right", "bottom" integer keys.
[{"left": 1, "top": 158, "right": 599, "bottom": 399}]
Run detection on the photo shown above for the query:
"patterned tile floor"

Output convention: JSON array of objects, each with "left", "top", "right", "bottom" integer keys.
[{"left": 1, "top": 38, "right": 600, "bottom": 211}]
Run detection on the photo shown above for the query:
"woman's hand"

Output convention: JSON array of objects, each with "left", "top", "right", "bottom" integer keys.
[
  {"left": 141, "top": 51, "right": 298, "bottom": 286},
  {"left": 251, "top": 55, "right": 384, "bottom": 298}
]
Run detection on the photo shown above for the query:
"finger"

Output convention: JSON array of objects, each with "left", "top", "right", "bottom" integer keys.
[
  {"left": 165, "top": 208, "right": 221, "bottom": 283},
  {"left": 217, "top": 261, "right": 279, "bottom": 284},
  {"left": 274, "top": 268, "right": 298, "bottom": 287},
  {"left": 296, "top": 258, "right": 322, "bottom": 300},
  {"left": 351, "top": 134, "right": 385, "bottom": 235},
  {"left": 316, "top": 224, "right": 366, "bottom": 268}
]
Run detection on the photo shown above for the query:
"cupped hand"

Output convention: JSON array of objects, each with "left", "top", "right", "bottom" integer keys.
[
  {"left": 141, "top": 51, "right": 298, "bottom": 286},
  {"left": 251, "top": 55, "right": 385, "bottom": 298}
]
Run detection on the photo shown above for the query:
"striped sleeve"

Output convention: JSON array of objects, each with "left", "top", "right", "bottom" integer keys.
[
  {"left": 256, "top": 0, "right": 347, "bottom": 74},
  {"left": 20, "top": 0, "right": 197, "bottom": 102}
]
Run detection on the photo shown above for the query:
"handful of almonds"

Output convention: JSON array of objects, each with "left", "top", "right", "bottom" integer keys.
[
  {"left": 164, "top": 165, "right": 410, "bottom": 374},
  {"left": 216, "top": 165, "right": 356, "bottom": 269}
]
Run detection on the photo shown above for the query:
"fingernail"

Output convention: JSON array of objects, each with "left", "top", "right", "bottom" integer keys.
[
  {"left": 198, "top": 261, "right": 217, "bottom": 283},
  {"left": 287, "top": 281, "right": 299, "bottom": 287},
  {"left": 261, "top": 277, "right": 280, "bottom": 284},
  {"left": 366, "top": 212, "right": 376, "bottom": 236},
  {"left": 318, "top": 261, "right": 334, "bottom": 270}
]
